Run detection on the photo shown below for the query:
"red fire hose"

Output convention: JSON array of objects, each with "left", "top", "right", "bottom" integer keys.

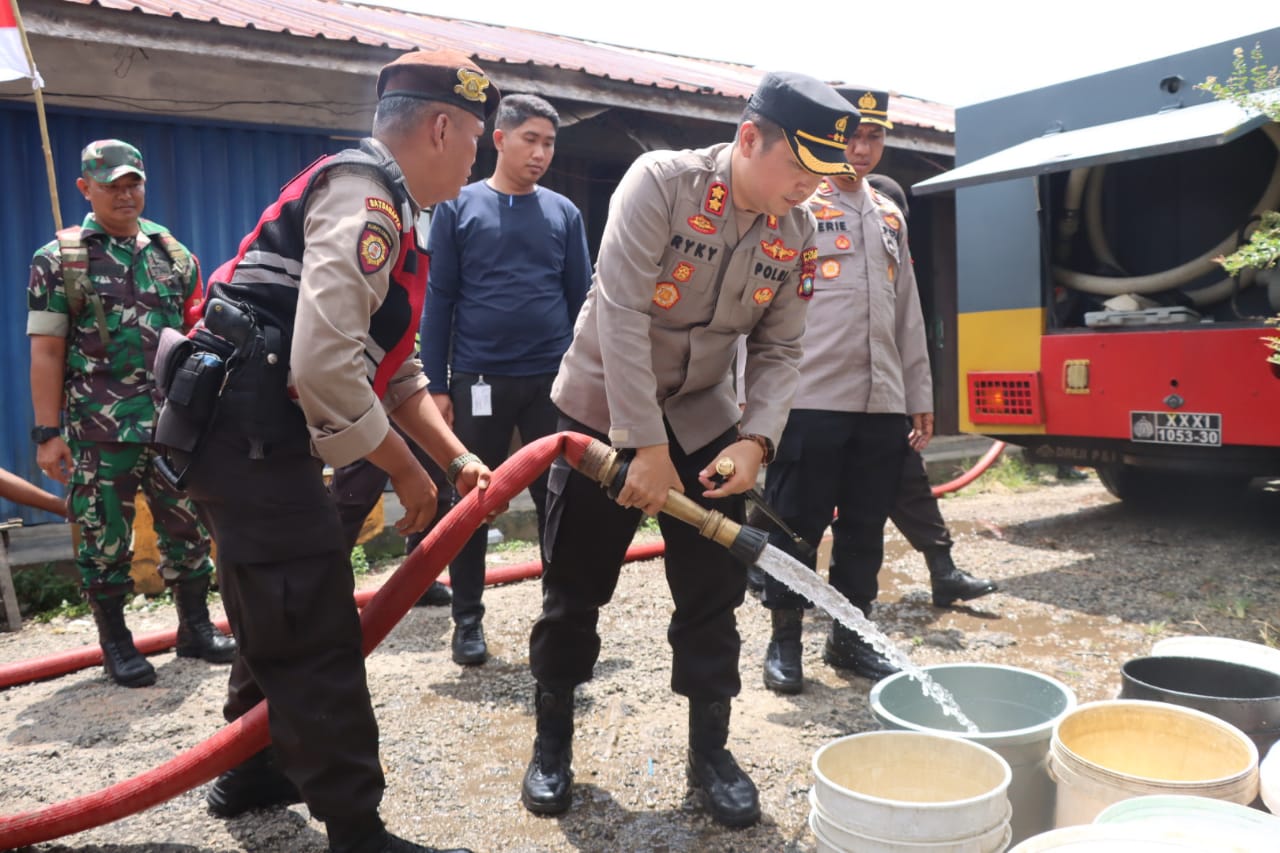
[
  {"left": 0, "top": 433, "right": 1003, "bottom": 847},
  {"left": 0, "top": 440, "right": 1002, "bottom": 691},
  {"left": 0, "top": 430, "right": 596, "bottom": 849},
  {"left": 931, "top": 440, "right": 1006, "bottom": 497}
]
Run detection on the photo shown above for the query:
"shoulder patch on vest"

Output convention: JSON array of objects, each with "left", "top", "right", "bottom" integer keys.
[
  {"left": 358, "top": 221, "right": 394, "bottom": 274},
  {"left": 366, "top": 197, "right": 403, "bottom": 232}
]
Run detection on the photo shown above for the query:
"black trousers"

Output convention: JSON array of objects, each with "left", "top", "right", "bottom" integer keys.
[
  {"left": 446, "top": 372, "right": 557, "bottom": 622},
  {"left": 760, "top": 410, "right": 909, "bottom": 614},
  {"left": 529, "top": 413, "right": 747, "bottom": 700},
  {"left": 329, "top": 422, "right": 449, "bottom": 558},
  {"left": 888, "top": 442, "right": 952, "bottom": 553},
  {"left": 183, "top": 414, "right": 383, "bottom": 825}
]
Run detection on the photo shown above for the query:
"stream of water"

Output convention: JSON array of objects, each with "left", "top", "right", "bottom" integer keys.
[{"left": 754, "top": 544, "right": 980, "bottom": 734}]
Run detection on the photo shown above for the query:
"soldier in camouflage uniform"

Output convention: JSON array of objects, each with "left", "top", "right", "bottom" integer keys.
[{"left": 26, "top": 139, "right": 236, "bottom": 687}]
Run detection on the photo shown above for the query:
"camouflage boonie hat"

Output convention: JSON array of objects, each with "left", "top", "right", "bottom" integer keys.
[{"left": 80, "top": 139, "right": 146, "bottom": 183}]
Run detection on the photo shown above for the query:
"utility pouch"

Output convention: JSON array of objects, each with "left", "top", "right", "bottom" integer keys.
[{"left": 167, "top": 350, "right": 226, "bottom": 424}]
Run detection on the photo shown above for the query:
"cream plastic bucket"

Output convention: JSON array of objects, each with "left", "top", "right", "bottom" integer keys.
[
  {"left": 1048, "top": 700, "right": 1259, "bottom": 827},
  {"left": 809, "top": 804, "right": 1012, "bottom": 853},
  {"left": 1093, "top": 793, "right": 1280, "bottom": 848},
  {"left": 812, "top": 731, "right": 1012, "bottom": 845},
  {"left": 1007, "top": 822, "right": 1248, "bottom": 852}
]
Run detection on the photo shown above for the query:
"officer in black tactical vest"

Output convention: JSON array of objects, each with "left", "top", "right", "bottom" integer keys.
[{"left": 160, "top": 49, "right": 500, "bottom": 853}]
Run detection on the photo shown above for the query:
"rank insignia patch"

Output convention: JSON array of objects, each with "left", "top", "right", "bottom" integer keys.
[
  {"left": 358, "top": 222, "right": 393, "bottom": 274},
  {"left": 813, "top": 205, "right": 844, "bottom": 220},
  {"left": 835, "top": 234, "right": 852, "bottom": 250},
  {"left": 672, "top": 261, "right": 695, "bottom": 282},
  {"left": 365, "top": 197, "right": 403, "bottom": 231},
  {"left": 797, "top": 276, "right": 814, "bottom": 300},
  {"left": 760, "top": 238, "right": 798, "bottom": 262},
  {"left": 653, "top": 282, "right": 681, "bottom": 309},
  {"left": 766, "top": 215, "right": 779, "bottom": 230},
  {"left": 705, "top": 182, "right": 728, "bottom": 217},
  {"left": 821, "top": 260, "right": 841, "bottom": 279},
  {"left": 753, "top": 287, "right": 774, "bottom": 305},
  {"left": 688, "top": 214, "right": 717, "bottom": 235},
  {"left": 883, "top": 213, "right": 902, "bottom": 232},
  {"left": 816, "top": 180, "right": 834, "bottom": 196}
]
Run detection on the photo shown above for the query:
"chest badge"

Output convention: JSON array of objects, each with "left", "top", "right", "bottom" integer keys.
[
  {"left": 752, "top": 287, "right": 775, "bottom": 305},
  {"left": 760, "top": 238, "right": 798, "bottom": 262},
  {"left": 705, "top": 182, "right": 728, "bottom": 217},
  {"left": 672, "top": 261, "right": 695, "bottom": 282},
  {"left": 821, "top": 260, "right": 841, "bottom": 279},
  {"left": 653, "top": 282, "right": 681, "bottom": 309},
  {"left": 813, "top": 205, "right": 844, "bottom": 220},
  {"left": 687, "top": 214, "right": 717, "bottom": 235},
  {"left": 883, "top": 212, "right": 902, "bottom": 232},
  {"left": 834, "top": 234, "right": 852, "bottom": 251}
]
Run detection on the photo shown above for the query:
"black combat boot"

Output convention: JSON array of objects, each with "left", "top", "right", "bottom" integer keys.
[
  {"left": 415, "top": 581, "right": 452, "bottom": 607},
  {"left": 823, "top": 622, "right": 901, "bottom": 681},
  {"left": 327, "top": 813, "right": 472, "bottom": 853},
  {"left": 173, "top": 575, "right": 237, "bottom": 663},
  {"left": 450, "top": 616, "right": 487, "bottom": 665},
  {"left": 89, "top": 593, "right": 156, "bottom": 687},
  {"left": 762, "top": 608, "right": 804, "bottom": 694},
  {"left": 687, "top": 698, "right": 760, "bottom": 828},
  {"left": 206, "top": 748, "right": 303, "bottom": 818},
  {"left": 521, "top": 683, "right": 575, "bottom": 815},
  {"left": 925, "top": 548, "right": 998, "bottom": 607}
]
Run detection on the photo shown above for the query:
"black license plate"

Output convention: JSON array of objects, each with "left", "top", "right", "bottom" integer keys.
[{"left": 1130, "top": 411, "right": 1222, "bottom": 447}]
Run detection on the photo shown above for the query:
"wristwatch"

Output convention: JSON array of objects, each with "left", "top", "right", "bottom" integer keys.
[{"left": 30, "top": 425, "right": 61, "bottom": 444}]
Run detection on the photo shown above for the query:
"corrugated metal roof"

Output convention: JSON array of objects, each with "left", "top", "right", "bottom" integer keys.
[{"left": 62, "top": 0, "right": 953, "bottom": 132}]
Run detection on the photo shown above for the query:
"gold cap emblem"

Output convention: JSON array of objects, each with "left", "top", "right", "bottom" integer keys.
[
  {"left": 858, "top": 91, "right": 878, "bottom": 110},
  {"left": 835, "top": 115, "right": 848, "bottom": 133},
  {"left": 454, "top": 68, "right": 491, "bottom": 104}
]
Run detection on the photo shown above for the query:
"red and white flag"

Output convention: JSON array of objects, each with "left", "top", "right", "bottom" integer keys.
[{"left": 1, "top": 2, "right": 44, "bottom": 87}]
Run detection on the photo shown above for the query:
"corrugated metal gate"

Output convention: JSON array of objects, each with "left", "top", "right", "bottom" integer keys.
[{"left": 1, "top": 102, "right": 353, "bottom": 524}]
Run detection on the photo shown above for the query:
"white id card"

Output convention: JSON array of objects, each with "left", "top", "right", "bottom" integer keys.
[{"left": 471, "top": 378, "right": 492, "bottom": 417}]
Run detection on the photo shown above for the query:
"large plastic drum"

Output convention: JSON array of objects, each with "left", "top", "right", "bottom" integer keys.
[{"left": 1048, "top": 700, "right": 1258, "bottom": 827}]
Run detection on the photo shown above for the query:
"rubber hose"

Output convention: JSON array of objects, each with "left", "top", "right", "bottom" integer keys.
[
  {"left": 0, "top": 543, "right": 664, "bottom": 691},
  {"left": 0, "top": 430, "right": 596, "bottom": 849},
  {"left": 930, "top": 440, "right": 1006, "bottom": 497},
  {"left": 1053, "top": 122, "right": 1280, "bottom": 297}
]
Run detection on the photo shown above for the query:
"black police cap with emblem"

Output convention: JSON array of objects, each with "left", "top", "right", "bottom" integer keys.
[
  {"left": 837, "top": 88, "right": 893, "bottom": 130},
  {"left": 377, "top": 47, "right": 500, "bottom": 120},
  {"left": 748, "top": 72, "right": 860, "bottom": 177}
]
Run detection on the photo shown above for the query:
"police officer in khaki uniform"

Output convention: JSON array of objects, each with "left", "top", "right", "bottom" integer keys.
[
  {"left": 759, "top": 90, "right": 938, "bottom": 694},
  {"left": 865, "top": 173, "right": 998, "bottom": 609},
  {"left": 520, "top": 72, "right": 860, "bottom": 829},
  {"left": 170, "top": 49, "right": 498, "bottom": 853}
]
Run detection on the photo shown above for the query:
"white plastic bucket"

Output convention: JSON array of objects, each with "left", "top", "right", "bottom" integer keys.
[
  {"left": 870, "top": 663, "right": 1076, "bottom": 845},
  {"left": 1007, "top": 823, "right": 1247, "bottom": 852},
  {"left": 1093, "top": 793, "right": 1280, "bottom": 848},
  {"left": 809, "top": 804, "right": 1012, "bottom": 853},
  {"left": 1048, "top": 700, "right": 1259, "bottom": 827},
  {"left": 812, "top": 731, "right": 1012, "bottom": 846},
  {"left": 1261, "top": 740, "right": 1280, "bottom": 815}
]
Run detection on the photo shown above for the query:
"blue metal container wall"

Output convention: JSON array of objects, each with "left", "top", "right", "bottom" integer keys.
[{"left": 1, "top": 102, "right": 353, "bottom": 525}]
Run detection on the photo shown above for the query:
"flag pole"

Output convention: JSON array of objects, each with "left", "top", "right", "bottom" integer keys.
[{"left": 9, "top": 0, "right": 60, "bottom": 230}]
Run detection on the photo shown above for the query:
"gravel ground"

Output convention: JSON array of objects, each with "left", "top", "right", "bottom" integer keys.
[{"left": 1, "top": 474, "right": 1278, "bottom": 852}]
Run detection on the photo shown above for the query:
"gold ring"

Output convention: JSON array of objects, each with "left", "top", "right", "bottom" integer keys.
[{"left": 715, "top": 457, "right": 735, "bottom": 478}]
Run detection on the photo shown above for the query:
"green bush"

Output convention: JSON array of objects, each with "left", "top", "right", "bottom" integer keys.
[{"left": 13, "top": 564, "right": 84, "bottom": 618}]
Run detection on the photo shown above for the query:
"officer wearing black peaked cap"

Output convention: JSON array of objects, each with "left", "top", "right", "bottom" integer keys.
[
  {"left": 519, "top": 71, "right": 859, "bottom": 829},
  {"left": 162, "top": 48, "right": 504, "bottom": 853}
]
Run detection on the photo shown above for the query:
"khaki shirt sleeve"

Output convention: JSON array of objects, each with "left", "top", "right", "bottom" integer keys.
[
  {"left": 291, "top": 169, "right": 406, "bottom": 467},
  {"left": 594, "top": 157, "right": 675, "bottom": 448},
  {"left": 895, "top": 226, "right": 934, "bottom": 415}
]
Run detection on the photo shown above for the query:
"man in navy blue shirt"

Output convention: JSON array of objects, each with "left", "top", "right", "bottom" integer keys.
[{"left": 422, "top": 93, "right": 592, "bottom": 665}]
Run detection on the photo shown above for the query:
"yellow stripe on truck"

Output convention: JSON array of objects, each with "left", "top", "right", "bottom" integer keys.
[{"left": 957, "top": 307, "right": 1047, "bottom": 435}]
